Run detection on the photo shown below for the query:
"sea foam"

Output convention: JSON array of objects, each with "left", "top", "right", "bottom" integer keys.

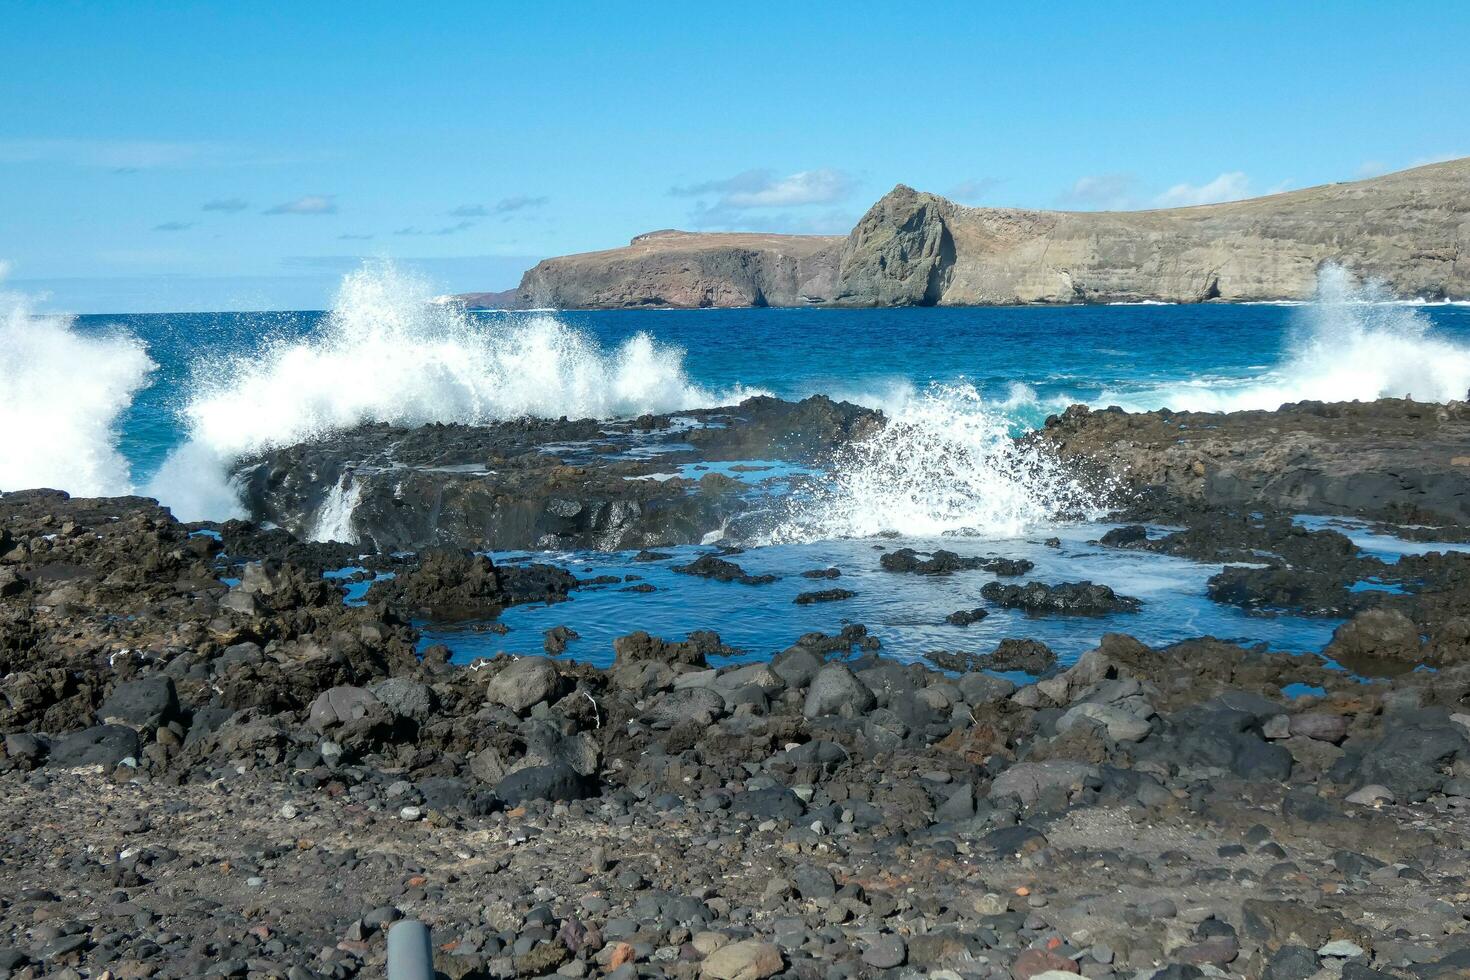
[
  {"left": 771, "top": 381, "right": 1108, "bottom": 542},
  {"left": 0, "top": 269, "right": 156, "bottom": 497},
  {"left": 1101, "top": 265, "right": 1470, "bottom": 412}
]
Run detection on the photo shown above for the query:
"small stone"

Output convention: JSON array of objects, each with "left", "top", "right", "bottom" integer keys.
[
  {"left": 1345, "top": 785, "right": 1394, "bottom": 806},
  {"left": 700, "top": 940, "right": 784, "bottom": 980},
  {"left": 1318, "top": 940, "right": 1365, "bottom": 958},
  {"left": 1013, "top": 949, "right": 1079, "bottom": 980},
  {"left": 973, "top": 893, "right": 1009, "bottom": 915},
  {"left": 861, "top": 935, "right": 906, "bottom": 969}
]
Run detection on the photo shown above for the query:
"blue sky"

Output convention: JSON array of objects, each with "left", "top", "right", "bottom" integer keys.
[{"left": 2, "top": 0, "right": 1466, "bottom": 313}]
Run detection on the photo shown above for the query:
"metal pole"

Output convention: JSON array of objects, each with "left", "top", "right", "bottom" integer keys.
[{"left": 387, "top": 920, "right": 434, "bottom": 980}]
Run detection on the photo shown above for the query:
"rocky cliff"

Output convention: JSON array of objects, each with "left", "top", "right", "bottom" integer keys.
[
  {"left": 468, "top": 158, "right": 1470, "bottom": 308},
  {"left": 505, "top": 230, "right": 842, "bottom": 309}
]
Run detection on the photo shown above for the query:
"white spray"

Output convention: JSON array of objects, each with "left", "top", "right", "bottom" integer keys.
[
  {"left": 0, "top": 268, "right": 157, "bottom": 497},
  {"left": 148, "top": 263, "right": 763, "bottom": 526},
  {"left": 773, "top": 381, "right": 1108, "bottom": 542},
  {"left": 1102, "top": 265, "right": 1470, "bottom": 412}
]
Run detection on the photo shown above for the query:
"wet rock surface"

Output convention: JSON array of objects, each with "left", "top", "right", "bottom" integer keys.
[
  {"left": 232, "top": 396, "right": 880, "bottom": 553},
  {"left": 1036, "top": 397, "right": 1470, "bottom": 527}
]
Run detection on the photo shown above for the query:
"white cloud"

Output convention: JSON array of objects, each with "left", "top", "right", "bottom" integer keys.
[
  {"left": 1152, "top": 171, "right": 1250, "bottom": 207},
  {"left": 393, "top": 220, "right": 476, "bottom": 236},
  {"left": 202, "top": 197, "right": 250, "bottom": 213},
  {"left": 1059, "top": 173, "right": 1138, "bottom": 209},
  {"left": 947, "top": 177, "right": 1003, "bottom": 203},
  {"left": 1410, "top": 151, "right": 1466, "bottom": 168},
  {"left": 495, "top": 195, "right": 549, "bottom": 213},
  {"left": 672, "top": 168, "right": 853, "bottom": 208},
  {"left": 263, "top": 195, "right": 338, "bottom": 216},
  {"left": 0, "top": 138, "right": 310, "bottom": 171},
  {"left": 671, "top": 167, "right": 855, "bottom": 230}
]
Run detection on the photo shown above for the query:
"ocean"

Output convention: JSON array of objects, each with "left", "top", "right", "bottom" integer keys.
[{"left": 5, "top": 263, "right": 1470, "bottom": 668}]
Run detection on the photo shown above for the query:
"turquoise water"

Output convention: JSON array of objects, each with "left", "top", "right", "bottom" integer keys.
[{"left": 77, "top": 299, "right": 1470, "bottom": 484}]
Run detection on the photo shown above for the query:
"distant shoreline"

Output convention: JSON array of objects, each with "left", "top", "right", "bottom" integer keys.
[{"left": 462, "top": 158, "right": 1470, "bottom": 311}]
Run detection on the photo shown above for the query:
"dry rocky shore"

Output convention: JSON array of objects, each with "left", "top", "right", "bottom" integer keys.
[{"left": 4, "top": 398, "right": 1470, "bottom": 980}]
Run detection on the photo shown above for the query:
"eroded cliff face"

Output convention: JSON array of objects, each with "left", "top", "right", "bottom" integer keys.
[
  {"left": 831, "top": 185, "right": 955, "bottom": 305},
  {"left": 472, "top": 159, "right": 1470, "bottom": 308},
  {"left": 512, "top": 230, "right": 842, "bottom": 309}
]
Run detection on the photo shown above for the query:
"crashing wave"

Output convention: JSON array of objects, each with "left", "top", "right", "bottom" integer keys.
[
  {"left": 771, "top": 381, "right": 1109, "bottom": 542},
  {"left": 1101, "top": 264, "right": 1470, "bottom": 412},
  {"left": 0, "top": 269, "right": 156, "bottom": 497}
]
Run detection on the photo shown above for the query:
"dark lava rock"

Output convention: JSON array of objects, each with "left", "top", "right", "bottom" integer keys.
[
  {"left": 495, "top": 763, "right": 595, "bottom": 805},
  {"left": 367, "top": 549, "right": 575, "bottom": 619},
  {"left": 794, "top": 588, "right": 856, "bottom": 605},
  {"left": 613, "top": 630, "right": 729, "bottom": 668},
  {"left": 981, "top": 580, "right": 1142, "bottom": 615},
  {"left": 1356, "top": 720, "right": 1468, "bottom": 800},
  {"left": 49, "top": 725, "right": 141, "bottom": 769},
  {"left": 879, "top": 548, "right": 1033, "bottom": 577},
  {"left": 97, "top": 677, "right": 179, "bottom": 729},
  {"left": 672, "top": 554, "right": 777, "bottom": 586},
  {"left": 980, "top": 638, "right": 1057, "bottom": 673},
  {"left": 1263, "top": 945, "right": 1320, "bottom": 980},
  {"left": 945, "top": 608, "right": 989, "bottom": 626},
  {"left": 543, "top": 625, "right": 579, "bottom": 655},
  {"left": 729, "top": 786, "right": 804, "bottom": 821},
  {"left": 926, "top": 639, "right": 1056, "bottom": 674}
]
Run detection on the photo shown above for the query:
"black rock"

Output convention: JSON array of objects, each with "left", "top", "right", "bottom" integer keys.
[
  {"left": 1263, "top": 945, "right": 1319, "bottom": 980},
  {"left": 980, "top": 580, "right": 1142, "bottom": 615},
  {"left": 98, "top": 677, "right": 179, "bottom": 729},
  {"left": 49, "top": 725, "right": 142, "bottom": 769},
  {"left": 729, "top": 786, "right": 804, "bottom": 821},
  {"left": 794, "top": 588, "right": 856, "bottom": 605},
  {"left": 880, "top": 548, "right": 1033, "bottom": 577},
  {"left": 672, "top": 554, "right": 777, "bottom": 585},
  {"left": 494, "top": 764, "right": 594, "bottom": 805},
  {"left": 945, "top": 608, "right": 989, "bottom": 626}
]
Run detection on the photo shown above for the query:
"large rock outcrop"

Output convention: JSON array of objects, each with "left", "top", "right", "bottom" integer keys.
[
  {"left": 510, "top": 230, "right": 842, "bottom": 309},
  {"left": 471, "top": 159, "right": 1470, "bottom": 308},
  {"left": 1032, "top": 397, "right": 1470, "bottom": 525}
]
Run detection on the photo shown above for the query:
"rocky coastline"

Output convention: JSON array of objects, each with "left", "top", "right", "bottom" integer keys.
[
  {"left": 4, "top": 398, "right": 1470, "bottom": 979},
  {"left": 472, "top": 160, "right": 1470, "bottom": 310}
]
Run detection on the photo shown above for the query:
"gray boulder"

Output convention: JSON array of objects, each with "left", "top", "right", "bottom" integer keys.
[
  {"left": 308, "top": 686, "right": 382, "bottom": 731},
  {"left": 486, "top": 657, "right": 565, "bottom": 713},
  {"left": 369, "top": 677, "right": 435, "bottom": 723},
  {"left": 803, "top": 664, "right": 877, "bottom": 719},
  {"left": 958, "top": 672, "right": 1016, "bottom": 705},
  {"left": 988, "top": 761, "right": 1098, "bottom": 805},
  {"left": 646, "top": 687, "right": 727, "bottom": 727},
  {"left": 1057, "top": 702, "right": 1152, "bottom": 742},
  {"left": 771, "top": 646, "right": 823, "bottom": 687}
]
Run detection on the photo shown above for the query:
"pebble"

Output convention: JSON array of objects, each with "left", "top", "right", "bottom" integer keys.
[
  {"left": 861, "top": 935, "right": 906, "bottom": 969},
  {"left": 1345, "top": 785, "right": 1394, "bottom": 806},
  {"left": 1318, "top": 939, "right": 1365, "bottom": 958}
]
